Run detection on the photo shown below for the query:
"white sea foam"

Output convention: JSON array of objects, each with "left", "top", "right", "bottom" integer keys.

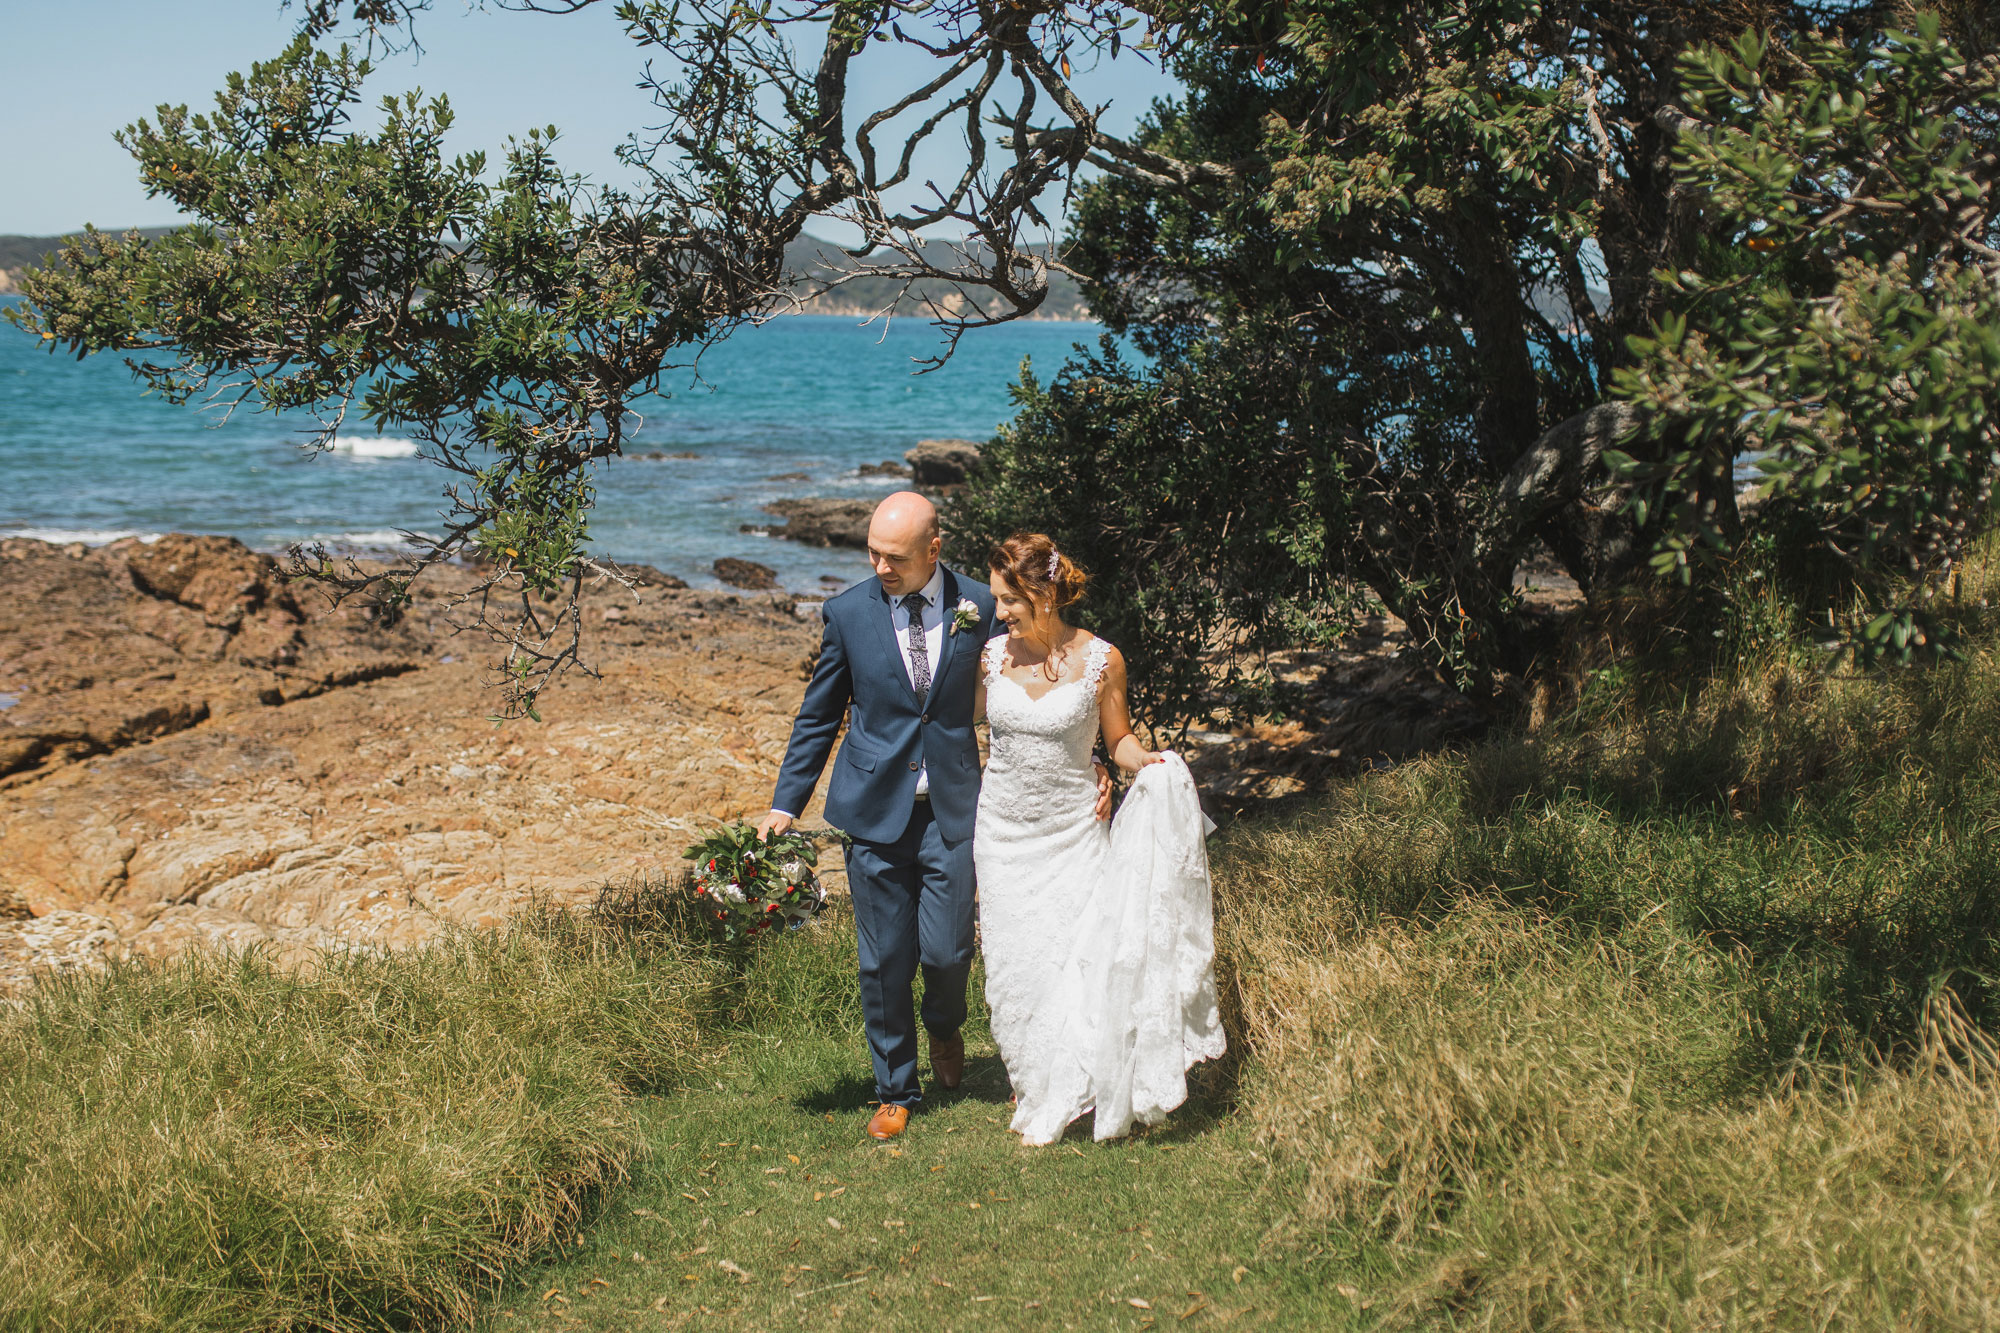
[
  {"left": 329, "top": 436, "right": 421, "bottom": 459},
  {"left": 307, "top": 529, "right": 438, "bottom": 550},
  {"left": 0, "top": 527, "right": 163, "bottom": 546}
]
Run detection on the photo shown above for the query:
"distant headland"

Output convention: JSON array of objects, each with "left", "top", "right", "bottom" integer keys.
[{"left": 0, "top": 229, "right": 1095, "bottom": 320}]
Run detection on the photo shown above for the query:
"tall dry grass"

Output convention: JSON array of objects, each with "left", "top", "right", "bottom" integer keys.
[
  {"left": 1226, "top": 899, "right": 1742, "bottom": 1244},
  {"left": 1440, "top": 993, "right": 2000, "bottom": 1328},
  {"left": 1209, "top": 625, "right": 2000, "bottom": 1326},
  {"left": 0, "top": 915, "right": 716, "bottom": 1332}
]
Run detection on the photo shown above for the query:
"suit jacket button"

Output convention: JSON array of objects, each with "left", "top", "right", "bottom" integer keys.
[{"left": 908, "top": 760, "right": 919, "bottom": 770}]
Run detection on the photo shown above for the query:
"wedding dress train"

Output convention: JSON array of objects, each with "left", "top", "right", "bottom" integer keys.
[{"left": 974, "top": 636, "right": 1225, "bottom": 1146}]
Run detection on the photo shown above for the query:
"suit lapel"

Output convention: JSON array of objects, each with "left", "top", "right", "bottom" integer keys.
[
  {"left": 866, "top": 578, "right": 912, "bottom": 707},
  {"left": 927, "top": 566, "right": 968, "bottom": 703}
]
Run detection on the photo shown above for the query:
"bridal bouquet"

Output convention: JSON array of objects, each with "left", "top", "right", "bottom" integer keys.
[{"left": 683, "top": 823, "right": 834, "bottom": 942}]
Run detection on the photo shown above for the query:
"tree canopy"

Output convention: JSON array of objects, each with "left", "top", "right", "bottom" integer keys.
[
  {"left": 958, "top": 1, "right": 2000, "bottom": 721},
  {"left": 12, "top": 1, "right": 2000, "bottom": 721}
]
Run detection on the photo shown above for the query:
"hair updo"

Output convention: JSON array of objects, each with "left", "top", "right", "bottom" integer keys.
[{"left": 989, "top": 532, "right": 1089, "bottom": 612}]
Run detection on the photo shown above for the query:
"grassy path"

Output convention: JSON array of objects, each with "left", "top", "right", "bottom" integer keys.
[{"left": 481, "top": 999, "right": 1370, "bottom": 1331}]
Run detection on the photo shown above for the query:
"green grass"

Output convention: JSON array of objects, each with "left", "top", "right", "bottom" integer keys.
[
  {"left": 477, "top": 923, "right": 1369, "bottom": 1332},
  {"left": 0, "top": 912, "right": 717, "bottom": 1332},
  {"left": 10, "top": 609, "right": 2000, "bottom": 1330}
]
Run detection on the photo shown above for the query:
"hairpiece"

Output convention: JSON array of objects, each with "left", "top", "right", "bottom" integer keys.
[{"left": 1047, "top": 549, "right": 1061, "bottom": 581}]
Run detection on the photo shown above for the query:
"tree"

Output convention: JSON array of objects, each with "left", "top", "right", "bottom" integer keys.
[
  {"left": 1614, "top": 15, "right": 2000, "bottom": 658},
  {"left": 10, "top": 1, "right": 1176, "bottom": 715},
  {"left": 14, "top": 1, "right": 1999, "bottom": 722},
  {"left": 953, "top": 324, "right": 1371, "bottom": 732},
  {"left": 964, "top": 1, "right": 2000, "bottom": 722}
]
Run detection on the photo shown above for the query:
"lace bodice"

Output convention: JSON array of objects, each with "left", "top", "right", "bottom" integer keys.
[{"left": 981, "top": 635, "right": 1110, "bottom": 819}]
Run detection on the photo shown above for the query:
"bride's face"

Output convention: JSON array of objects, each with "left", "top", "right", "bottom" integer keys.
[{"left": 989, "top": 570, "right": 1050, "bottom": 638}]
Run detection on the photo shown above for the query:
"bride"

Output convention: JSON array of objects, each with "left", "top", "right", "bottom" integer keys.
[{"left": 974, "top": 532, "right": 1225, "bottom": 1146}]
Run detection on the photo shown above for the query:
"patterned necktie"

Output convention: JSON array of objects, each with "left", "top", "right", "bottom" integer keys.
[{"left": 900, "top": 592, "right": 931, "bottom": 700}]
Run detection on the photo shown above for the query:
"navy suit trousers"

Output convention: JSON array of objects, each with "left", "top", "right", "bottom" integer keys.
[{"left": 845, "top": 799, "right": 975, "bottom": 1107}]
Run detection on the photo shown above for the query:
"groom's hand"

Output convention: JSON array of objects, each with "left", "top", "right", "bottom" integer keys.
[
  {"left": 757, "top": 810, "right": 795, "bottom": 840},
  {"left": 1093, "top": 760, "right": 1114, "bottom": 822}
]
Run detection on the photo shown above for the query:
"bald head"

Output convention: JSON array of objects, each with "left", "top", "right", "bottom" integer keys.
[{"left": 867, "top": 491, "right": 942, "bottom": 596}]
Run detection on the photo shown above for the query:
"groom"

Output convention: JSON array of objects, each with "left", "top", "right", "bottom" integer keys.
[{"left": 758, "top": 492, "right": 1104, "bottom": 1140}]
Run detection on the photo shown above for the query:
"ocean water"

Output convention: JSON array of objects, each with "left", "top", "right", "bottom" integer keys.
[{"left": 0, "top": 297, "right": 1100, "bottom": 590}]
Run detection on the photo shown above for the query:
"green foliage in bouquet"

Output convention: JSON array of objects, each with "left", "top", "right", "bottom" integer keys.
[{"left": 683, "top": 824, "right": 836, "bottom": 944}]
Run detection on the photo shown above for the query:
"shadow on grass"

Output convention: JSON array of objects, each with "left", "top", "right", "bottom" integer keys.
[
  {"left": 1125, "top": 1057, "right": 1241, "bottom": 1145},
  {"left": 791, "top": 1054, "right": 1022, "bottom": 1117},
  {"left": 934, "top": 1053, "right": 1013, "bottom": 1107},
  {"left": 793, "top": 1071, "right": 878, "bottom": 1116}
]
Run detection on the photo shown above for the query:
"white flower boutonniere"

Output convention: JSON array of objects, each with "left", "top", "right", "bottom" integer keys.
[{"left": 949, "top": 598, "right": 981, "bottom": 636}]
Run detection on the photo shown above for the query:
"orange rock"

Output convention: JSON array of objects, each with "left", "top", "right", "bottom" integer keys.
[{"left": 0, "top": 536, "right": 842, "bottom": 990}]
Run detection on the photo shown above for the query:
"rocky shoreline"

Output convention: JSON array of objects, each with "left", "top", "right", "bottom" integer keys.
[
  {"left": 0, "top": 533, "right": 833, "bottom": 993},
  {"left": 0, "top": 452, "right": 1523, "bottom": 993},
  {"left": 0, "top": 439, "right": 987, "bottom": 993}
]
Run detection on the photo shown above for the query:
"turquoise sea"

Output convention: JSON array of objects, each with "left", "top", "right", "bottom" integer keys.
[{"left": 0, "top": 297, "right": 1098, "bottom": 590}]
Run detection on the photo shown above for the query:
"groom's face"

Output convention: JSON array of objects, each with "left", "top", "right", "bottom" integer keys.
[{"left": 868, "top": 525, "right": 941, "bottom": 597}]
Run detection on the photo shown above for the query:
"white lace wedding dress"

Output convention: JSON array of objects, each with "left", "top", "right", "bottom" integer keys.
[{"left": 975, "top": 635, "right": 1226, "bottom": 1145}]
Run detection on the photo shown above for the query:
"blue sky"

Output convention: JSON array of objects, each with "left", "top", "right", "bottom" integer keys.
[{"left": 1, "top": 1, "right": 1181, "bottom": 238}]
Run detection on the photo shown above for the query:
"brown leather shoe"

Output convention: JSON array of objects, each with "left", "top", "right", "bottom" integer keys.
[
  {"left": 931, "top": 1031, "right": 965, "bottom": 1090},
  {"left": 866, "top": 1103, "right": 910, "bottom": 1140}
]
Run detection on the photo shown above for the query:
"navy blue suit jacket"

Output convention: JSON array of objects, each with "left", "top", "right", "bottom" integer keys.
[{"left": 772, "top": 566, "right": 998, "bottom": 844}]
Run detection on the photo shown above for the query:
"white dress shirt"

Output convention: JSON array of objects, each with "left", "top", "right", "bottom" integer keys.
[{"left": 893, "top": 565, "right": 948, "bottom": 796}]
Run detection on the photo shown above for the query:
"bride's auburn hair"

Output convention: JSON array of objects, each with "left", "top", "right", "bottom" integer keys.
[{"left": 989, "top": 532, "right": 1089, "bottom": 612}]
